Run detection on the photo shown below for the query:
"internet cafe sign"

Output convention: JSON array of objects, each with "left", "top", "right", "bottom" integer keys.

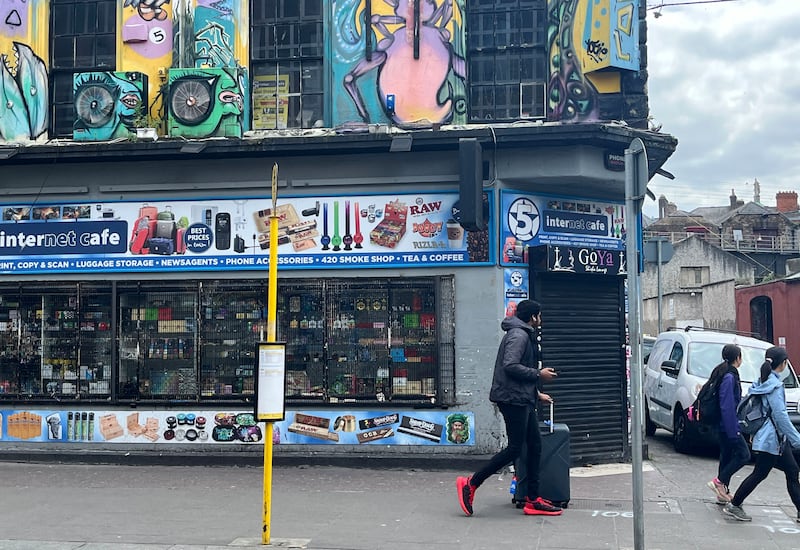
[{"left": 546, "top": 245, "right": 626, "bottom": 276}]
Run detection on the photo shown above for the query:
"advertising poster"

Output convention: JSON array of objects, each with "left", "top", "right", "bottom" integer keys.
[
  {"left": 0, "top": 409, "right": 475, "bottom": 446},
  {"left": 500, "top": 191, "right": 624, "bottom": 266},
  {"left": 0, "top": 192, "right": 493, "bottom": 274},
  {"left": 503, "top": 268, "right": 529, "bottom": 318},
  {"left": 252, "top": 74, "right": 289, "bottom": 130}
]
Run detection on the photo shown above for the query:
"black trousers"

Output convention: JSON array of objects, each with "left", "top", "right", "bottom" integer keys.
[
  {"left": 717, "top": 434, "right": 751, "bottom": 487},
  {"left": 732, "top": 447, "right": 800, "bottom": 511},
  {"left": 471, "top": 403, "right": 542, "bottom": 499}
]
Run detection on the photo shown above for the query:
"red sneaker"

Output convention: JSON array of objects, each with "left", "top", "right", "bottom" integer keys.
[
  {"left": 456, "top": 476, "right": 475, "bottom": 516},
  {"left": 523, "top": 497, "right": 563, "bottom": 516}
]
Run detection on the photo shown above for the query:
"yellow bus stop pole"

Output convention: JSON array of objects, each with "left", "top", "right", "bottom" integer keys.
[{"left": 263, "top": 162, "right": 279, "bottom": 545}]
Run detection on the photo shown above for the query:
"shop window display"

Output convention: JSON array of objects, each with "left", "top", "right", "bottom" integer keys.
[
  {"left": 280, "top": 278, "right": 440, "bottom": 403},
  {"left": 0, "top": 277, "right": 453, "bottom": 405},
  {"left": 118, "top": 287, "right": 197, "bottom": 399},
  {"left": 199, "top": 282, "right": 266, "bottom": 398},
  {"left": 0, "top": 290, "right": 43, "bottom": 397}
]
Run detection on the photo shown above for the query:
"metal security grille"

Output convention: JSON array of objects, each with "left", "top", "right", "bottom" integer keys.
[{"left": 534, "top": 273, "right": 627, "bottom": 465}]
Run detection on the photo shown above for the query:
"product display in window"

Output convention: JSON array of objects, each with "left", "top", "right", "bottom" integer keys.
[
  {"left": 282, "top": 290, "right": 325, "bottom": 398},
  {"left": 0, "top": 294, "right": 42, "bottom": 396},
  {"left": 41, "top": 294, "right": 80, "bottom": 396},
  {"left": 118, "top": 290, "right": 197, "bottom": 399},
  {"left": 280, "top": 279, "right": 439, "bottom": 402},
  {"left": 200, "top": 285, "right": 265, "bottom": 397}
]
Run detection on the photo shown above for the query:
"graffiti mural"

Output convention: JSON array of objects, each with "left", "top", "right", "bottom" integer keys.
[
  {"left": 166, "top": 67, "right": 245, "bottom": 138},
  {"left": 120, "top": 0, "right": 175, "bottom": 132},
  {"left": 547, "top": 0, "right": 639, "bottom": 122},
  {"left": 332, "top": 0, "right": 467, "bottom": 128},
  {"left": 1, "top": 0, "right": 49, "bottom": 143},
  {"left": 547, "top": 0, "right": 600, "bottom": 122},
  {"left": 194, "top": 0, "right": 236, "bottom": 67},
  {"left": 0, "top": 42, "right": 48, "bottom": 142},
  {"left": 73, "top": 72, "right": 148, "bottom": 141}
]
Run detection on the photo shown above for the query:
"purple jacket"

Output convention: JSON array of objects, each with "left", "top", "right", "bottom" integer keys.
[{"left": 718, "top": 371, "right": 742, "bottom": 439}]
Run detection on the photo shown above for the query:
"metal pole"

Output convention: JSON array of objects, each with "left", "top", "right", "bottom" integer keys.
[
  {"left": 625, "top": 138, "right": 647, "bottom": 550},
  {"left": 657, "top": 239, "right": 663, "bottom": 334},
  {"left": 262, "top": 163, "right": 279, "bottom": 545}
]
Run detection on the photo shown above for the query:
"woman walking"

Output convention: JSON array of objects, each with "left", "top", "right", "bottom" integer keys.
[
  {"left": 724, "top": 346, "right": 800, "bottom": 522},
  {"left": 706, "top": 344, "right": 750, "bottom": 504}
]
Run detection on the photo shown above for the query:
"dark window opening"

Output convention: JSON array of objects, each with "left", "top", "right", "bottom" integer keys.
[
  {"left": 466, "top": 0, "right": 547, "bottom": 122},
  {"left": 49, "top": 0, "right": 117, "bottom": 138},
  {"left": 250, "top": 0, "right": 325, "bottom": 130}
]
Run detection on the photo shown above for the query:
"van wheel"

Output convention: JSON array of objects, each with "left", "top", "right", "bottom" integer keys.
[
  {"left": 673, "top": 409, "right": 693, "bottom": 454},
  {"left": 645, "top": 405, "right": 657, "bottom": 437}
]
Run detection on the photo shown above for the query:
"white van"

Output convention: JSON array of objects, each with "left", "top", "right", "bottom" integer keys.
[{"left": 644, "top": 327, "right": 800, "bottom": 453}]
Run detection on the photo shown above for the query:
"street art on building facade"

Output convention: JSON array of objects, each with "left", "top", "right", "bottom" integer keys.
[
  {"left": 547, "top": 0, "right": 640, "bottom": 122},
  {"left": 333, "top": 0, "right": 467, "bottom": 128},
  {"left": 73, "top": 72, "right": 149, "bottom": 141},
  {"left": 194, "top": 0, "right": 236, "bottom": 68},
  {"left": 0, "top": 0, "right": 48, "bottom": 142},
  {"left": 166, "top": 67, "right": 245, "bottom": 137}
]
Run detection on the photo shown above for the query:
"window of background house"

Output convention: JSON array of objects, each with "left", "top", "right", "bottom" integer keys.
[
  {"left": 250, "top": 0, "right": 325, "bottom": 130},
  {"left": 50, "top": 0, "right": 116, "bottom": 137},
  {"left": 466, "top": 0, "right": 547, "bottom": 122},
  {"left": 680, "top": 266, "right": 709, "bottom": 288}
]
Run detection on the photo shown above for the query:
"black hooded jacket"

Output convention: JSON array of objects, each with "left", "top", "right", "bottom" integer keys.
[{"left": 488, "top": 315, "right": 541, "bottom": 406}]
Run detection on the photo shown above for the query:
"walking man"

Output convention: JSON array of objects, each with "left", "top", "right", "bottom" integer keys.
[{"left": 456, "top": 299, "right": 561, "bottom": 516}]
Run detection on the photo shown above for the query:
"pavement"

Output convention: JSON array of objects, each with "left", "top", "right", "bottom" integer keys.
[{"left": 2, "top": 432, "right": 800, "bottom": 550}]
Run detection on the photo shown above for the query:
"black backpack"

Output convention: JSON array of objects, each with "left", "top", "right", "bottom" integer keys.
[
  {"left": 737, "top": 393, "right": 771, "bottom": 435},
  {"left": 690, "top": 377, "right": 721, "bottom": 426}
]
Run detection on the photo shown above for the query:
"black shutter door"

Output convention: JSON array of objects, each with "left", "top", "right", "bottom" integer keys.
[{"left": 535, "top": 273, "right": 627, "bottom": 465}]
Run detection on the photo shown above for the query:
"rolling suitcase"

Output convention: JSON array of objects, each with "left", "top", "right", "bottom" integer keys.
[{"left": 538, "top": 402, "right": 571, "bottom": 508}]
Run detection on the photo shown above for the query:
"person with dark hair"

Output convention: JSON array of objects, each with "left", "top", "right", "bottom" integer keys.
[
  {"left": 706, "top": 344, "right": 750, "bottom": 504},
  {"left": 724, "top": 346, "right": 800, "bottom": 522},
  {"left": 456, "top": 299, "right": 560, "bottom": 517}
]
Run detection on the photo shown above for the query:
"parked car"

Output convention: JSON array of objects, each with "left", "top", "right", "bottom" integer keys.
[{"left": 643, "top": 327, "right": 800, "bottom": 453}]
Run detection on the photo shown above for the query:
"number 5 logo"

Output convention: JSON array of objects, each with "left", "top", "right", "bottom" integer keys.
[
  {"left": 150, "top": 26, "right": 166, "bottom": 44},
  {"left": 507, "top": 198, "right": 540, "bottom": 242}
]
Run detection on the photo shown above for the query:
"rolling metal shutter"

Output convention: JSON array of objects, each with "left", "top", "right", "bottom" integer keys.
[{"left": 534, "top": 273, "right": 627, "bottom": 465}]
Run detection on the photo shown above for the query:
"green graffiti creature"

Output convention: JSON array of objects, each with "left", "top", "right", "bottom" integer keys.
[
  {"left": 446, "top": 413, "right": 470, "bottom": 444},
  {"left": 0, "top": 42, "right": 49, "bottom": 141}
]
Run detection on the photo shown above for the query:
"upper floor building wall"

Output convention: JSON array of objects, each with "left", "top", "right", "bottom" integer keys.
[
  {"left": 1, "top": 0, "right": 647, "bottom": 144},
  {"left": 640, "top": 235, "right": 755, "bottom": 299}
]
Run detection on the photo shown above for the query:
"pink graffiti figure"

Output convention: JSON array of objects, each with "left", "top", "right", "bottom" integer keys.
[{"left": 344, "top": 0, "right": 465, "bottom": 125}]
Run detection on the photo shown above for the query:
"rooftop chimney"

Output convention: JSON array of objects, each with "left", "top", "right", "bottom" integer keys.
[
  {"left": 754, "top": 178, "right": 761, "bottom": 204},
  {"left": 730, "top": 189, "right": 738, "bottom": 209},
  {"left": 659, "top": 195, "right": 668, "bottom": 219},
  {"left": 776, "top": 191, "right": 799, "bottom": 213}
]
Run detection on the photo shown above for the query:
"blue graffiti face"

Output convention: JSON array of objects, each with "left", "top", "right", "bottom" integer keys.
[{"left": 73, "top": 72, "right": 145, "bottom": 140}]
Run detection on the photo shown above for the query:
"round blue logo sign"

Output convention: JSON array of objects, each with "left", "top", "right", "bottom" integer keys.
[{"left": 184, "top": 223, "right": 213, "bottom": 253}]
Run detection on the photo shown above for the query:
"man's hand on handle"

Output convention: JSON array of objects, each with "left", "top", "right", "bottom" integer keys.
[{"left": 539, "top": 367, "right": 558, "bottom": 382}]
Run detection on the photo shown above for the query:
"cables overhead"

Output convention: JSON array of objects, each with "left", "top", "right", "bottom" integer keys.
[{"left": 647, "top": 0, "right": 744, "bottom": 11}]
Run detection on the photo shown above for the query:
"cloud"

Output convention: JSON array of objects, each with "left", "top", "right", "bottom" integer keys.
[{"left": 644, "top": 1, "right": 800, "bottom": 216}]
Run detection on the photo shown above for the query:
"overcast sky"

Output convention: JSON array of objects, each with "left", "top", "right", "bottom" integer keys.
[{"left": 643, "top": 0, "right": 800, "bottom": 218}]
